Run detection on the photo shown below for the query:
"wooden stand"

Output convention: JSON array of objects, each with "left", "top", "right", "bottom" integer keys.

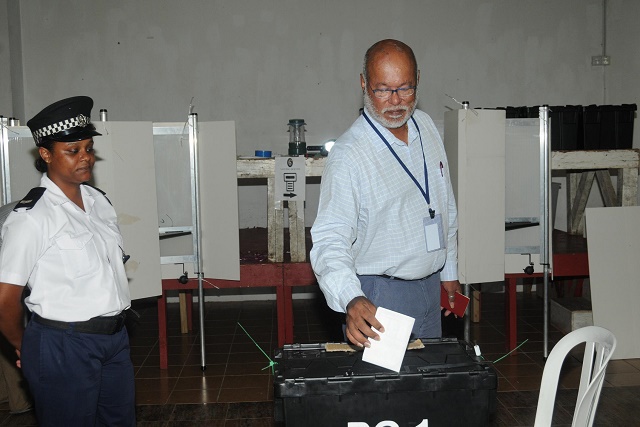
[
  {"left": 500, "top": 149, "right": 639, "bottom": 352},
  {"left": 553, "top": 149, "right": 639, "bottom": 235}
]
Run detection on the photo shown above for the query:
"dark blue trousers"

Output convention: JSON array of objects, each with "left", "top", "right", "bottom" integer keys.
[
  {"left": 21, "top": 319, "right": 136, "bottom": 427},
  {"left": 358, "top": 272, "right": 442, "bottom": 339}
]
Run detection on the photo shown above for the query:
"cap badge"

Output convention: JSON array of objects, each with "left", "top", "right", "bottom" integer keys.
[{"left": 76, "top": 114, "right": 89, "bottom": 127}]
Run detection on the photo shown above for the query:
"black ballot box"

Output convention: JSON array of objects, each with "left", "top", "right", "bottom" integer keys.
[{"left": 273, "top": 339, "right": 497, "bottom": 427}]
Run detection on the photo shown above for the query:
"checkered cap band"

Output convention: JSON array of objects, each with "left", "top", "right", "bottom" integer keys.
[{"left": 32, "top": 114, "right": 90, "bottom": 139}]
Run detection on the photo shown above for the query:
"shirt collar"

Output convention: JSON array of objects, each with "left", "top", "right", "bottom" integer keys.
[
  {"left": 362, "top": 107, "right": 418, "bottom": 151},
  {"left": 40, "top": 173, "right": 95, "bottom": 212}
]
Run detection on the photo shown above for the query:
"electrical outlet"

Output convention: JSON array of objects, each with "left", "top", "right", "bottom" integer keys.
[{"left": 591, "top": 55, "right": 611, "bottom": 66}]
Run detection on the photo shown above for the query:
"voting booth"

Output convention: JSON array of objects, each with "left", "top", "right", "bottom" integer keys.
[
  {"left": 0, "top": 119, "right": 163, "bottom": 301},
  {"left": 0, "top": 115, "right": 239, "bottom": 369}
]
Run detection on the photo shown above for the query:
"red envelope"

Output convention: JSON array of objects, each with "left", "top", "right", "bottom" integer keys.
[{"left": 440, "top": 285, "right": 470, "bottom": 318}]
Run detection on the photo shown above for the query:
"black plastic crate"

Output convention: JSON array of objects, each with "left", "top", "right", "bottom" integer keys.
[
  {"left": 613, "top": 104, "right": 636, "bottom": 149},
  {"left": 519, "top": 105, "right": 581, "bottom": 150},
  {"left": 552, "top": 105, "right": 582, "bottom": 151},
  {"left": 506, "top": 106, "right": 528, "bottom": 118},
  {"left": 583, "top": 104, "right": 601, "bottom": 149},
  {"left": 273, "top": 339, "right": 497, "bottom": 427},
  {"left": 583, "top": 104, "right": 637, "bottom": 149}
]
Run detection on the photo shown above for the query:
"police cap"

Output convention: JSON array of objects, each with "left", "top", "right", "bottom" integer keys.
[{"left": 26, "top": 96, "right": 101, "bottom": 146}]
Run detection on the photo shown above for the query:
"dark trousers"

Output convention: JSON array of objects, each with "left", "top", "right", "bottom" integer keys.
[
  {"left": 21, "top": 319, "right": 135, "bottom": 427},
  {"left": 358, "top": 273, "right": 442, "bottom": 340}
]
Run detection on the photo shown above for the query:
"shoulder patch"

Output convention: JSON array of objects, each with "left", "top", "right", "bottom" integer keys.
[
  {"left": 13, "top": 187, "right": 46, "bottom": 212},
  {"left": 82, "top": 183, "right": 112, "bottom": 205}
]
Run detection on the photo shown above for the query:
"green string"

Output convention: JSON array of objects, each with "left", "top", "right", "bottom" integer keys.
[
  {"left": 237, "top": 322, "right": 278, "bottom": 374},
  {"left": 492, "top": 339, "right": 529, "bottom": 364}
]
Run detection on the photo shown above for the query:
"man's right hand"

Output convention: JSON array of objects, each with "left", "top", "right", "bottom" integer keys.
[{"left": 345, "top": 296, "right": 385, "bottom": 348}]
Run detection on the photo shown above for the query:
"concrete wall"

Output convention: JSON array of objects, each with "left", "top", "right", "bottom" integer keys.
[
  {"left": 1, "top": 0, "right": 638, "bottom": 228},
  {"left": 0, "top": 0, "right": 11, "bottom": 114}
]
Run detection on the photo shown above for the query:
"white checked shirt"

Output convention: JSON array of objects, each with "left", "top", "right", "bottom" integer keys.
[{"left": 310, "top": 108, "right": 458, "bottom": 313}]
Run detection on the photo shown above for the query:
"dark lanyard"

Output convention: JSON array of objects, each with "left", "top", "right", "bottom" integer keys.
[{"left": 363, "top": 112, "right": 435, "bottom": 218}]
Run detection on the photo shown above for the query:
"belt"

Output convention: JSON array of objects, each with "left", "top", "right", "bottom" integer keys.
[
  {"left": 33, "top": 313, "right": 126, "bottom": 335},
  {"left": 381, "top": 274, "right": 422, "bottom": 281}
]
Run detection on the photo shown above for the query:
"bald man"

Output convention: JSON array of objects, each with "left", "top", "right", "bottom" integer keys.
[{"left": 311, "top": 39, "right": 461, "bottom": 348}]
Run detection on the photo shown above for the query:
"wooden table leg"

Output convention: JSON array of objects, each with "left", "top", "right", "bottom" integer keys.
[
  {"left": 186, "top": 291, "right": 193, "bottom": 331},
  {"left": 471, "top": 289, "right": 481, "bottom": 323},
  {"left": 284, "top": 286, "right": 294, "bottom": 344},
  {"left": 179, "top": 292, "right": 189, "bottom": 334},
  {"left": 574, "top": 278, "right": 585, "bottom": 297},
  {"left": 276, "top": 284, "right": 286, "bottom": 348},
  {"left": 158, "top": 292, "right": 168, "bottom": 369},
  {"left": 504, "top": 277, "right": 518, "bottom": 352}
]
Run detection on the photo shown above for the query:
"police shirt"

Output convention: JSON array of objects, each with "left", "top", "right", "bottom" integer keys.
[{"left": 0, "top": 174, "right": 131, "bottom": 322}]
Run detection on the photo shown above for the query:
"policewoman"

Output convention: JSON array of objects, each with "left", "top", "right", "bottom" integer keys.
[{"left": 0, "top": 96, "right": 135, "bottom": 426}]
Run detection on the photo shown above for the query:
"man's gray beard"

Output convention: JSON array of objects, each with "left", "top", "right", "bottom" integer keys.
[{"left": 363, "top": 91, "right": 418, "bottom": 129}]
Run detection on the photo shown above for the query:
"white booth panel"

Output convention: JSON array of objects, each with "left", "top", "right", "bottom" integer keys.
[
  {"left": 586, "top": 206, "right": 640, "bottom": 359},
  {"left": 504, "top": 118, "right": 552, "bottom": 274},
  {"left": 444, "top": 109, "right": 506, "bottom": 284},
  {"left": 94, "top": 122, "right": 162, "bottom": 300},
  {"left": 0, "top": 123, "right": 162, "bottom": 300},
  {"left": 505, "top": 119, "right": 541, "bottom": 253},
  {"left": 199, "top": 121, "right": 239, "bottom": 281},
  {"left": 4, "top": 126, "right": 41, "bottom": 202},
  {"left": 154, "top": 121, "right": 239, "bottom": 281}
]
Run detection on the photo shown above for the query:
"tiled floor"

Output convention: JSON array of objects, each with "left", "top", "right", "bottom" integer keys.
[{"left": 1, "top": 289, "right": 639, "bottom": 426}]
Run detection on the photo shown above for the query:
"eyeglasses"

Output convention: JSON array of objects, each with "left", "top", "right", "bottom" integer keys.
[{"left": 369, "top": 85, "right": 416, "bottom": 100}]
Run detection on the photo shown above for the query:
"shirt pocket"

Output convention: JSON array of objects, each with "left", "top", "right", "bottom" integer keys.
[{"left": 54, "top": 231, "right": 96, "bottom": 278}]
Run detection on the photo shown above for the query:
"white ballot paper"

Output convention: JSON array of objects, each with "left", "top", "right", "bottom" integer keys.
[{"left": 362, "top": 307, "right": 415, "bottom": 372}]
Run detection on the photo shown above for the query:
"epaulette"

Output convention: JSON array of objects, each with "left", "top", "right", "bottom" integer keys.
[
  {"left": 82, "top": 182, "right": 112, "bottom": 205},
  {"left": 13, "top": 187, "right": 46, "bottom": 212}
]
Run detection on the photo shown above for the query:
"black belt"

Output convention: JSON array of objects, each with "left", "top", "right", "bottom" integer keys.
[
  {"left": 381, "top": 274, "right": 421, "bottom": 281},
  {"left": 33, "top": 312, "right": 126, "bottom": 335}
]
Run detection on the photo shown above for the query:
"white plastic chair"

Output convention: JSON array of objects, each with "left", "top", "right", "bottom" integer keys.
[{"left": 534, "top": 326, "right": 616, "bottom": 427}]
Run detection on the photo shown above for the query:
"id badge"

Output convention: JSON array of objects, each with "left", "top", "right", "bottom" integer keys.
[{"left": 423, "top": 214, "right": 445, "bottom": 253}]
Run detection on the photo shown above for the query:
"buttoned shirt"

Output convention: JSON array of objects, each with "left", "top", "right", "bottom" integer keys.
[
  {"left": 0, "top": 174, "right": 131, "bottom": 321},
  {"left": 310, "top": 108, "right": 458, "bottom": 313}
]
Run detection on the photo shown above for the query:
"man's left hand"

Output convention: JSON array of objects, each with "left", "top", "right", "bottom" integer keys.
[{"left": 441, "top": 280, "right": 462, "bottom": 316}]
